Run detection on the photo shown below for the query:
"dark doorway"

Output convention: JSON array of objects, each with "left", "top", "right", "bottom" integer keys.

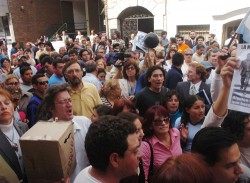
[
  {"left": 60, "top": 1, "right": 75, "bottom": 34},
  {"left": 118, "top": 6, "right": 154, "bottom": 39},
  {"left": 138, "top": 18, "right": 154, "bottom": 33}
]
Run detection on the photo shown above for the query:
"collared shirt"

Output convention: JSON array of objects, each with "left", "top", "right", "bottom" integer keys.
[
  {"left": 190, "top": 80, "right": 202, "bottom": 94},
  {"left": 140, "top": 128, "right": 182, "bottom": 179},
  {"left": 70, "top": 81, "right": 102, "bottom": 119},
  {"left": 82, "top": 73, "right": 102, "bottom": 91},
  {"left": 70, "top": 116, "right": 91, "bottom": 182}
]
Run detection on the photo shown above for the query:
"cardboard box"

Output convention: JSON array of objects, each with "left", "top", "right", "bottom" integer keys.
[{"left": 20, "top": 121, "right": 76, "bottom": 183}]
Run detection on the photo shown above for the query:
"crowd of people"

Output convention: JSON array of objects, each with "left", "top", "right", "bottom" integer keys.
[{"left": 0, "top": 28, "right": 249, "bottom": 183}]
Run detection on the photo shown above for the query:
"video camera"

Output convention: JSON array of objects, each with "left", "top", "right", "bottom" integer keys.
[{"left": 107, "top": 51, "right": 131, "bottom": 67}]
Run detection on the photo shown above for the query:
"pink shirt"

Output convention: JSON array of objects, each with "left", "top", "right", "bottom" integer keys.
[{"left": 140, "top": 128, "right": 182, "bottom": 179}]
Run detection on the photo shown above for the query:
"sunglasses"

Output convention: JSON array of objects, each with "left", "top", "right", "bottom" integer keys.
[
  {"left": 153, "top": 117, "right": 170, "bottom": 126},
  {"left": 185, "top": 54, "right": 193, "bottom": 56},
  {"left": 37, "top": 81, "right": 48, "bottom": 85}
]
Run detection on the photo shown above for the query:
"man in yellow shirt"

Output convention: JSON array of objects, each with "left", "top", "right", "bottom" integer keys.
[{"left": 63, "top": 61, "right": 102, "bottom": 118}]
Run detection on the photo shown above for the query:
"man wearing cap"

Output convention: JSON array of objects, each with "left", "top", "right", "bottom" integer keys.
[
  {"left": 35, "top": 42, "right": 46, "bottom": 61},
  {"left": 13, "top": 55, "right": 37, "bottom": 79},
  {"left": 200, "top": 61, "right": 215, "bottom": 84},
  {"left": 205, "top": 48, "right": 220, "bottom": 84}
]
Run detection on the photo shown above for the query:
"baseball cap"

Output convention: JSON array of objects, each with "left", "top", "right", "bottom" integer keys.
[{"left": 200, "top": 61, "right": 215, "bottom": 70}]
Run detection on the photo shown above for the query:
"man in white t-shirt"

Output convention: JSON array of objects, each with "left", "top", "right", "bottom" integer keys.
[
  {"left": 74, "top": 116, "right": 142, "bottom": 183},
  {"left": 42, "top": 83, "right": 91, "bottom": 182}
]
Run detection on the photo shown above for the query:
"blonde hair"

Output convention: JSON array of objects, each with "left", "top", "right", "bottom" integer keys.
[
  {"left": 4, "top": 74, "right": 19, "bottom": 84},
  {"left": 102, "top": 79, "right": 120, "bottom": 96}
]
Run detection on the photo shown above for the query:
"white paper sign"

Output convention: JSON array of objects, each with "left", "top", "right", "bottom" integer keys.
[
  {"left": 132, "top": 31, "right": 147, "bottom": 53},
  {"left": 228, "top": 44, "right": 250, "bottom": 112}
]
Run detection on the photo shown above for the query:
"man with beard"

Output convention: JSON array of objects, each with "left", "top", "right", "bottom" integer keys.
[
  {"left": 63, "top": 61, "right": 102, "bottom": 118},
  {"left": 48, "top": 58, "right": 66, "bottom": 86}
]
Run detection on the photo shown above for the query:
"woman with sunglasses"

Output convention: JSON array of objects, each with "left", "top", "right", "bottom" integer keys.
[
  {"left": 140, "top": 105, "right": 182, "bottom": 182},
  {"left": 114, "top": 61, "right": 140, "bottom": 100}
]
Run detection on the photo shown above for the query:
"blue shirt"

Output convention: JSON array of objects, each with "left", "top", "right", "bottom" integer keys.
[{"left": 48, "top": 74, "right": 66, "bottom": 86}]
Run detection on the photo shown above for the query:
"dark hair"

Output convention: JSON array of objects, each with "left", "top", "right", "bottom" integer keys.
[
  {"left": 52, "top": 58, "right": 65, "bottom": 68},
  {"left": 97, "top": 68, "right": 106, "bottom": 76},
  {"left": 177, "top": 36, "right": 184, "bottom": 41},
  {"left": 181, "top": 95, "right": 204, "bottom": 126},
  {"left": 112, "top": 99, "right": 137, "bottom": 116},
  {"left": 12, "top": 42, "right": 17, "bottom": 47},
  {"left": 85, "top": 116, "right": 136, "bottom": 171},
  {"left": 161, "top": 31, "right": 167, "bottom": 36},
  {"left": 44, "top": 41, "right": 55, "bottom": 51},
  {"left": 0, "top": 58, "right": 10, "bottom": 65},
  {"left": 122, "top": 61, "right": 140, "bottom": 80},
  {"left": 172, "top": 52, "right": 184, "bottom": 66},
  {"left": 41, "top": 56, "right": 53, "bottom": 66},
  {"left": 143, "top": 105, "right": 171, "bottom": 139},
  {"left": 114, "top": 31, "right": 121, "bottom": 39},
  {"left": 31, "top": 73, "right": 45, "bottom": 85},
  {"left": 145, "top": 66, "right": 165, "bottom": 87},
  {"left": 222, "top": 110, "right": 249, "bottom": 141},
  {"left": 79, "top": 49, "right": 91, "bottom": 58},
  {"left": 68, "top": 49, "right": 78, "bottom": 56},
  {"left": 166, "top": 48, "right": 177, "bottom": 60},
  {"left": 196, "top": 35, "right": 205, "bottom": 42},
  {"left": 117, "top": 112, "right": 141, "bottom": 125},
  {"left": 20, "top": 66, "right": 32, "bottom": 77},
  {"left": 38, "top": 53, "right": 49, "bottom": 63},
  {"left": 191, "top": 127, "right": 237, "bottom": 165},
  {"left": 153, "top": 153, "right": 213, "bottom": 183},
  {"left": 163, "top": 90, "right": 181, "bottom": 110},
  {"left": 24, "top": 48, "right": 31, "bottom": 53},
  {"left": 93, "top": 104, "right": 113, "bottom": 116},
  {"left": 38, "top": 83, "right": 71, "bottom": 120}
]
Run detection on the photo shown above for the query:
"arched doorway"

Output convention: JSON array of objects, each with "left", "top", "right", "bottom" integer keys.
[{"left": 118, "top": 6, "right": 154, "bottom": 39}]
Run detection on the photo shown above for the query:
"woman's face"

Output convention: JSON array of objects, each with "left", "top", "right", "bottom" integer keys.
[
  {"left": 170, "top": 51, "right": 176, "bottom": 58},
  {"left": 125, "top": 65, "right": 136, "bottom": 78},
  {"left": 2, "top": 60, "right": 10, "bottom": 68},
  {"left": 166, "top": 95, "right": 179, "bottom": 113},
  {"left": 186, "top": 100, "right": 205, "bottom": 124},
  {"left": 112, "top": 85, "right": 121, "bottom": 99},
  {"left": 96, "top": 60, "right": 105, "bottom": 69},
  {"left": 151, "top": 114, "right": 170, "bottom": 136},
  {"left": 0, "top": 95, "right": 14, "bottom": 125}
]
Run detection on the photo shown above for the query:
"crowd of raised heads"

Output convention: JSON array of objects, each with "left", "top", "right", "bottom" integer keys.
[{"left": 0, "top": 29, "right": 249, "bottom": 183}]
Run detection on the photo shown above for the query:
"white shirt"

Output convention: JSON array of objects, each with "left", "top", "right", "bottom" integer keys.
[
  {"left": 70, "top": 116, "right": 92, "bottom": 183},
  {"left": 74, "top": 166, "right": 101, "bottom": 183},
  {"left": 190, "top": 81, "right": 202, "bottom": 95},
  {"left": 182, "top": 61, "right": 190, "bottom": 81}
]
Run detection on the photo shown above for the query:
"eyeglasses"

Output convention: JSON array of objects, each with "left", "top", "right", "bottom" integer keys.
[
  {"left": 37, "top": 81, "right": 48, "bottom": 85},
  {"left": 55, "top": 98, "right": 72, "bottom": 105},
  {"left": 153, "top": 117, "right": 170, "bottom": 126},
  {"left": 185, "top": 54, "right": 193, "bottom": 56},
  {"left": 7, "top": 82, "right": 19, "bottom": 86},
  {"left": 126, "top": 66, "right": 135, "bottom": 70}
]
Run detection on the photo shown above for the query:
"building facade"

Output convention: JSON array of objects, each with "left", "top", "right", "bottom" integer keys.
[{"left": 0, "top": 0, "right": 249, "bottom": 46}]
